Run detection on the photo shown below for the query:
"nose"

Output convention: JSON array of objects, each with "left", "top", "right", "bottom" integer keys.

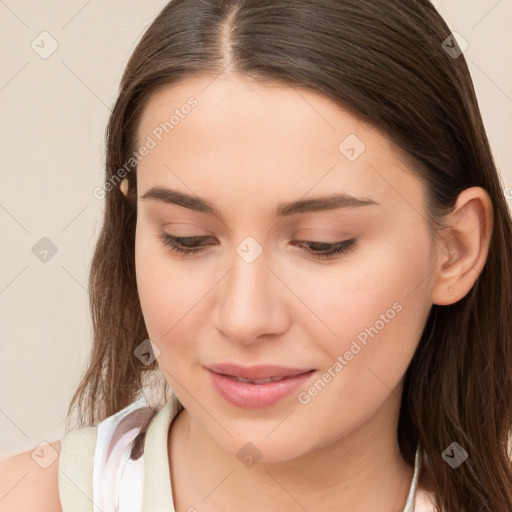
[{"left": 213, "top": 249, "right": 290, "bottom": 346}]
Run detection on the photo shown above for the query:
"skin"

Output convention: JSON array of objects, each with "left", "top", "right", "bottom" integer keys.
[{"left": 133, "top": 74, "right": 492, "bottom": 512}]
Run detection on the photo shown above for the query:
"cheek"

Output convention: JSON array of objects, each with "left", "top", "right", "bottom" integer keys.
[
  {"left": 287, "top": 235, "right": 430, "bottom": 341},
  {"left": 135, "top": 223, "right": 215, "bottom": 364},
  {"left": 303, "top": 234, "right": 433, "bottom": 406},
  {"left": 135, "top": 225, "right": 187, "bottom": 343}
]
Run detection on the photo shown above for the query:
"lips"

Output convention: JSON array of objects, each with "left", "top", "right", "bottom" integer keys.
[
  {"left": 205, "top": 363, "right": 316, "bottom": 408},
  {"left": 206, "top": 363, "right": 314, "bottom": 381}
]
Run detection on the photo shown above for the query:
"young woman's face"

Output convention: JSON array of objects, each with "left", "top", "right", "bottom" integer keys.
[{"left": 134, "top": 74, "right": 438, "bottom": 462}]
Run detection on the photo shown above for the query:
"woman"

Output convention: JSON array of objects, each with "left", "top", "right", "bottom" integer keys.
[{"left": 2, "top": 1, "right": 511, "bottom": 511}]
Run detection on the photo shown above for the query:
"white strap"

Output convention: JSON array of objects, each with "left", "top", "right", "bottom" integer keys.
[{"left": 403, "top": 444, "right": 421, "bottom": 512}]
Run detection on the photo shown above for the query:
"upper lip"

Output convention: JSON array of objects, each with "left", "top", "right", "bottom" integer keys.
[{"left": 206, "top": 363, "right": 314, "bottom": 380}]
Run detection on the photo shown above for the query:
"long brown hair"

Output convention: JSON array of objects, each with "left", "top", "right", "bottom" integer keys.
[{"left": 67, "top": 1, "right": 512, "bottom": 509}]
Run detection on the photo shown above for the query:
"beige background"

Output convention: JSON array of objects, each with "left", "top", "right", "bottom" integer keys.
[{"left": 1, "top": 0, "right": 511, "bottom": 458}]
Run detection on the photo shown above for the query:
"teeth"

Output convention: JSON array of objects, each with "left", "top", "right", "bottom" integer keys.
[{"left": 230, "top": 375, "right": 288, "bottom": 384}]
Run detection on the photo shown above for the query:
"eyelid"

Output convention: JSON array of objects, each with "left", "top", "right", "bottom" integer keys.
[
  {"left": 294, "top": 227, "right": 353, "bottom": 239},
  {"left": 161, "top": 222, "right": 215, "bottom": 235}
]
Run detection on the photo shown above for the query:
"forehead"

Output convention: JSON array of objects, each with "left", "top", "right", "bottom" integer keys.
[{"left": 135, "top": 75, "right": 426, "bottom": 220}]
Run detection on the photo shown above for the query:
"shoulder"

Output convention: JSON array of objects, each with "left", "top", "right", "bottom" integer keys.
[
  {"left": 0, "top": 425, "right": 99, "bottom": 512},
  {"left": 0, "top": 440, "right": 62, "bottom": 512}
]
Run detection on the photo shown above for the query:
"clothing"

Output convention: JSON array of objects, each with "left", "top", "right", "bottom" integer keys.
[{"left": 58, "top": 396, "right": 437, "bottom": 511}]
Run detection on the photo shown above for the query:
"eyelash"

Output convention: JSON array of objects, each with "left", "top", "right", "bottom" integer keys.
[{"left": 158, "top": 233, "right": 357, "bottom": 259}]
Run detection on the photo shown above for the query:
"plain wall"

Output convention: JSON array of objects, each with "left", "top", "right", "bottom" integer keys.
[{"left": 1, "top": 0, "right": 511, "bottom": 457}]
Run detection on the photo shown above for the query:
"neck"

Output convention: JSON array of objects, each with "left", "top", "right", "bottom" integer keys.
[{"left": 168, "top": 396, "right": 416, "bottom": 512}]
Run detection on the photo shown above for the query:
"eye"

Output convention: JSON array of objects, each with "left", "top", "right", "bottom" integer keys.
[
  {"left": 290, "top": 239, "right": 357, "bottom": 259},
  {"left": 159, "top": 233, "right": 357, "bottom": 259},
  {"left": 159, "top": 233, "right": 214, "bottom": 255}
]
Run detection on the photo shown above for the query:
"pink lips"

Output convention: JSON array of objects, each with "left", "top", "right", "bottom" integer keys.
[{"left": 205, "top": 363, "right": 315, "bottom": 409}]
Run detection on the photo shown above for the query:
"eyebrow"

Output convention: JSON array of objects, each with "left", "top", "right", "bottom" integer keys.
[{"left": 140, "top": 186, "right": 379, "bottom": 218}]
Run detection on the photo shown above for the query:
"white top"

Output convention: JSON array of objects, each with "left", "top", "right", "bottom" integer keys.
[{"left": 58, "top": 396, "right": 437, "bottom": 511}]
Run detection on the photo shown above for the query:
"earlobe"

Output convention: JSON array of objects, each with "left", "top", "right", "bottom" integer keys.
[
  {"left": 120, "top": 178, "right": 129, "bottom": 196},
  {"left": 431, "top": 187, "right": 493, "bottom": 306}
]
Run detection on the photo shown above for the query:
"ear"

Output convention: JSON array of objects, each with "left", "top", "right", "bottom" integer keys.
[{"left": 431, "top": 186, "right": 493, "bottom": 306}]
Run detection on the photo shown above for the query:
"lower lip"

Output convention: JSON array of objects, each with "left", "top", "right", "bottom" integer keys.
[{"left": 206, "top": 368, "right": 315, "bottom": 409}]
